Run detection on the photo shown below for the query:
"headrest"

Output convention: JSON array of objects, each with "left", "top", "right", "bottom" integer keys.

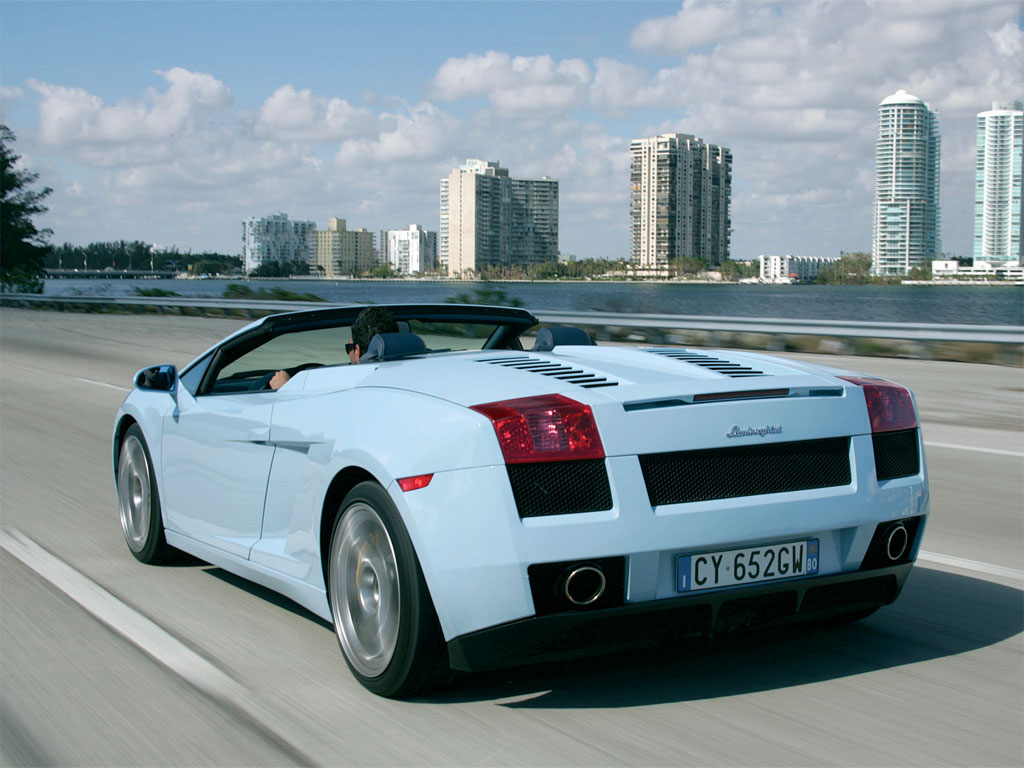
[
  {"left": 531, "top": 326, "right": 596, "bottom": 352},
  {"left": 363, "top": 332, "right": 428, "bottom": 362}
]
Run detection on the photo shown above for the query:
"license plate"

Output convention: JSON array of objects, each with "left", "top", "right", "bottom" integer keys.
[{"left": 677, "top": 539, "right": 819, "bottom": 592}]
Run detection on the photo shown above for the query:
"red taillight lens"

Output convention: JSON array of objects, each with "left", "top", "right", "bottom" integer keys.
[
  {"left": 397, "top": 474, "right": 433, "bottom": 492},
  {"left": 839, "top": 376, "right": 918, "bottom": 433},
  {"left": 471, "top": 394, "right": 605, "bottom": 464}
]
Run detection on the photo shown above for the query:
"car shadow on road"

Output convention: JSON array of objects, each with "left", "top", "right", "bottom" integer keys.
[
  {"left": 202, "top": 566, "right": 333, "bottom": 629},
  {"left": 426, "top": 566, "right": 1023, "bottom": 708}
]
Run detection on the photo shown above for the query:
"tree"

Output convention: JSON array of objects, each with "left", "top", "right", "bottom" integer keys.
[
  {"left": 721, "top": 259, "right": 759, "bottom": 281},
  {"left": 906, "top": 262, "right": 933, "bottom": 281},
  {"left": 669, "top": 255, "right": 707, "bottom": 277},
  {"left": 815, "top": 252, "right": 873, "bottom": 285},
  {"left": 1, "top": 125, "right": 52, "bottom": 292},
  {"left": 250, "top": 259, "right": 309, "bottom": 277}
]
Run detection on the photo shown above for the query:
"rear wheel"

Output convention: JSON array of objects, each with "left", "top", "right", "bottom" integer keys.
[
  {"left": 328, "top": 481, "right": 448, "bottom": 697},
  {"left": 117, "top": 425, "right": 176, "bottom": 564}
]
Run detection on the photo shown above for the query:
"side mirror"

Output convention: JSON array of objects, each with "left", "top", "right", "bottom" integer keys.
[{"left": 134, "top": 364, "right": 178, "bottom": 392}]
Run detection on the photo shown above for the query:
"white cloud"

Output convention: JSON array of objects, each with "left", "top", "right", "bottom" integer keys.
[
  {"left": 335, "top": 102, "right": 461, "bottom": 165},
  {"left": 30, "top": 67, "right": 231, "bottom": 147},
  {"left": 0, "top": 85, "right": 24, "bottom": 101},
  {"left": 629, "top": 0, "right": 744, "bottom": 56},
  {"left": 989, "top": 20, "right": 1024, "bottom": 58},
  {"left": 256, "top": 85, "right": 385, "bottom": 141},
  {"left": 431, "top": 51, "right": 591, "bottom": 117}
]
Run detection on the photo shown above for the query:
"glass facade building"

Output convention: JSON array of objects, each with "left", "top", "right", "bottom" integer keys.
[{"left": 974, "top": 101, "right": 1023, "bottom": 263}]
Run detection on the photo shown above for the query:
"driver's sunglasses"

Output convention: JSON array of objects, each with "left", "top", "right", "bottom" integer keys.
[{"left": 345, "top": 343, "right": 357, "bottom": 354}]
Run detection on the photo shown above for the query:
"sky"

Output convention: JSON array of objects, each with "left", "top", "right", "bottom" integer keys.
[{"left": 0, "top": 0, "right": 1021, "bottom": 262}]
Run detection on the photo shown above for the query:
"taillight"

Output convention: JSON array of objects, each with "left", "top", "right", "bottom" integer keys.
[
  {"left": 839, "top": 376, "right": 918, "bottom": 433},
  {"left": 471, "top": 394, "right": 605, "bottom": 464}
]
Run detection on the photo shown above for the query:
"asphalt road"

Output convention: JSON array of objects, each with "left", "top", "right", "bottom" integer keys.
[{"left": 1, "top": 309, "right": 1021, "bottom": 767}]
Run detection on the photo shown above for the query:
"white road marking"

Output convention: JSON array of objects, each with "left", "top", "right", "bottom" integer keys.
[
  {"left": 73, "top": 376, "right": 130, "bottom": 393},
  {"left": 923, "top": 441, "right": 1023, "bottom": 458},
  {"left": 0, "top": 529, "right": 318, "bottom": 764},
  {"left": 917, "top": 550, "right": 1024, "bottom": 582}
]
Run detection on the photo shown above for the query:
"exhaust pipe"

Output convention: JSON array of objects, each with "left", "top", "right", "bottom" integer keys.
[
  {"left": 563, "top": 565, "right": 607, "bottom": 606},
  {"left": 885, "top": 522, "right": 909, "bottom": 562}
]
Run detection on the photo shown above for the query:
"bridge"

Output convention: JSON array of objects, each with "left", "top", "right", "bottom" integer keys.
[{"left": 44, "top": 268, "right": 180, "bottom": 279}]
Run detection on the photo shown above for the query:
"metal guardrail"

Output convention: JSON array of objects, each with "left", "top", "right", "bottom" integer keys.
[
  {"left": 2, "top": 293, "right": 1020, "bottom": 346},
  {"left": 1, "top": 294, "right": 1021, "bottom": 368},
  {"left": 533, "top": 309, "right": 1024, "bottom": 345}
]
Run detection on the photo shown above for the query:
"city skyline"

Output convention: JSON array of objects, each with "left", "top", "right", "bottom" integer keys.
[{"left": 0, "top": 1, "right": 1020, "bottom": 262}]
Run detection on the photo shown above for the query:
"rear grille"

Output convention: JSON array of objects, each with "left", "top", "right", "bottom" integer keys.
[
  {"left": 872, "top": 429, "right": 920, "bottom": 481},
  {"left": 640, "top": 437, "right": 851, "bottom": 506},
  {"left": 478, "top": 356, "right": 618, "bottom": 388},
  {"left": 507, "top": 459, "right": 613, "bottom": 518},
  {"left": 646, "top": 349, "right": 766, "bottom": 378}
]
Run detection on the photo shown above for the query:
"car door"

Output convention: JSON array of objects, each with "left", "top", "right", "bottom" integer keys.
[{"left": 160, "top": 384, "right": 276, "bottom": 559}]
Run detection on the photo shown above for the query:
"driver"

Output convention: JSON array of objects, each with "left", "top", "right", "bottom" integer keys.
[{"left": 269, "top": 306, "right": 399, "bottom": 390}]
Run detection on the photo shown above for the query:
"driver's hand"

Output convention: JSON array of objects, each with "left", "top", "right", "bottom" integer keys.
[{"left": 269, "top": 370, "right": 291, "bottom": 390}]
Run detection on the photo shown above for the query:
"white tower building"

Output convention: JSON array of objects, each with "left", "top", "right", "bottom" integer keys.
[
  {"left": 974, "top": 100, "right": 1023, "bottom": 263},
  {"left": 381, "top": 224, "right": 437, "bottom": 274},
  {"left": 872, "top": 90, "right": 941, "bottom": 276}
]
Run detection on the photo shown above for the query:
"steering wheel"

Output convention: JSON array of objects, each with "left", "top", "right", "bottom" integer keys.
[
  {"left": 253, "top": 371, "right": 277, "bottom": 390},
  {"left": 287, "top": 362, "right": 325, "bottom": 376}
]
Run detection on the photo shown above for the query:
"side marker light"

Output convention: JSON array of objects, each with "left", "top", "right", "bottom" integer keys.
[{"left": 397, "top": 474, "right": 433, "bottom": 492}]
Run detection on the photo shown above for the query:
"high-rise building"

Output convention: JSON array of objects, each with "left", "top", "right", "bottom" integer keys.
[
  {"left": 974, "top": 100, "right": 1023, "bottom": 263},
  {"left": 242, "top": 213, "right": 316, "bottom": 273},
  {"left": 311, "top": 217, "right": 375, "bottom": 277},
  {"left": 872, "top": 90, "right": 941, "bottom": 276},
  {"left": 439, "top": 159, "right": 558, "bottom": 276},
  {"left": 629, "top": 133, "right": 732, "bottom": 272},
  {"left": 381, "top": 224, "right": 437, "bottom": 274}
]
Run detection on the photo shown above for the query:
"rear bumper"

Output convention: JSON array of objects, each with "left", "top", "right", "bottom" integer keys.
[{"left": 446, "top": 562, "right": 912, "bottom": 672}]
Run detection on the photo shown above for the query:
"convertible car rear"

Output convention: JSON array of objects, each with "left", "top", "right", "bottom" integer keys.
[{"left": 114, "top": 304, "right": 928, "bottom": 696}]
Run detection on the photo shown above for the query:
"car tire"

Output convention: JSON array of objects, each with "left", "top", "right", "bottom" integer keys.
[
  {"left": 328, "top": 481, "right": 448, "bottom": 698},
  {"left": 117, "top": 424, "right": 176, "bottom": 564}
]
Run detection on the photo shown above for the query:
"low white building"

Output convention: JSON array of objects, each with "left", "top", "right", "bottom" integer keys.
[
  {"left": 760, "top": 254, "right": 841, "bottom": 283},
  {"left": 932, "top": 259, "right": 1023, "bottom": 280},
  {"left": 380, "top": 224, "right": 437, "bottom": 274}
]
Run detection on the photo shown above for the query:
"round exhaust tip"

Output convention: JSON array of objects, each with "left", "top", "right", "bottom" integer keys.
[
  {"left": 885, "top": 523, "right": 909, "bottom": 561},
  {"left": 563, "top": 565, "right": 606, "bottom": 606}
]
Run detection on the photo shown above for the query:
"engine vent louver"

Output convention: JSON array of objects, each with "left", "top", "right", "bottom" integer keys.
[
  {"left": 477, "top": 356, "right": 618, "bottom": 388},
  {"left": 646, "top": 349, "right": 766, "bottom": 378}
]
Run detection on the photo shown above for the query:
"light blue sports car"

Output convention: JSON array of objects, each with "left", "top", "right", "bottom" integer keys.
[{"left": 114, "top": 304, "right": 928, "bottom": 697}]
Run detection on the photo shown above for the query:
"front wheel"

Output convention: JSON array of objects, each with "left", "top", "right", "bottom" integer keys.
[
  {"left": 328, "top": 481, "right": 448, "bottom": 697},
  {"left": 117, "top": 424, "right": 176, "bottom": 564}
]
